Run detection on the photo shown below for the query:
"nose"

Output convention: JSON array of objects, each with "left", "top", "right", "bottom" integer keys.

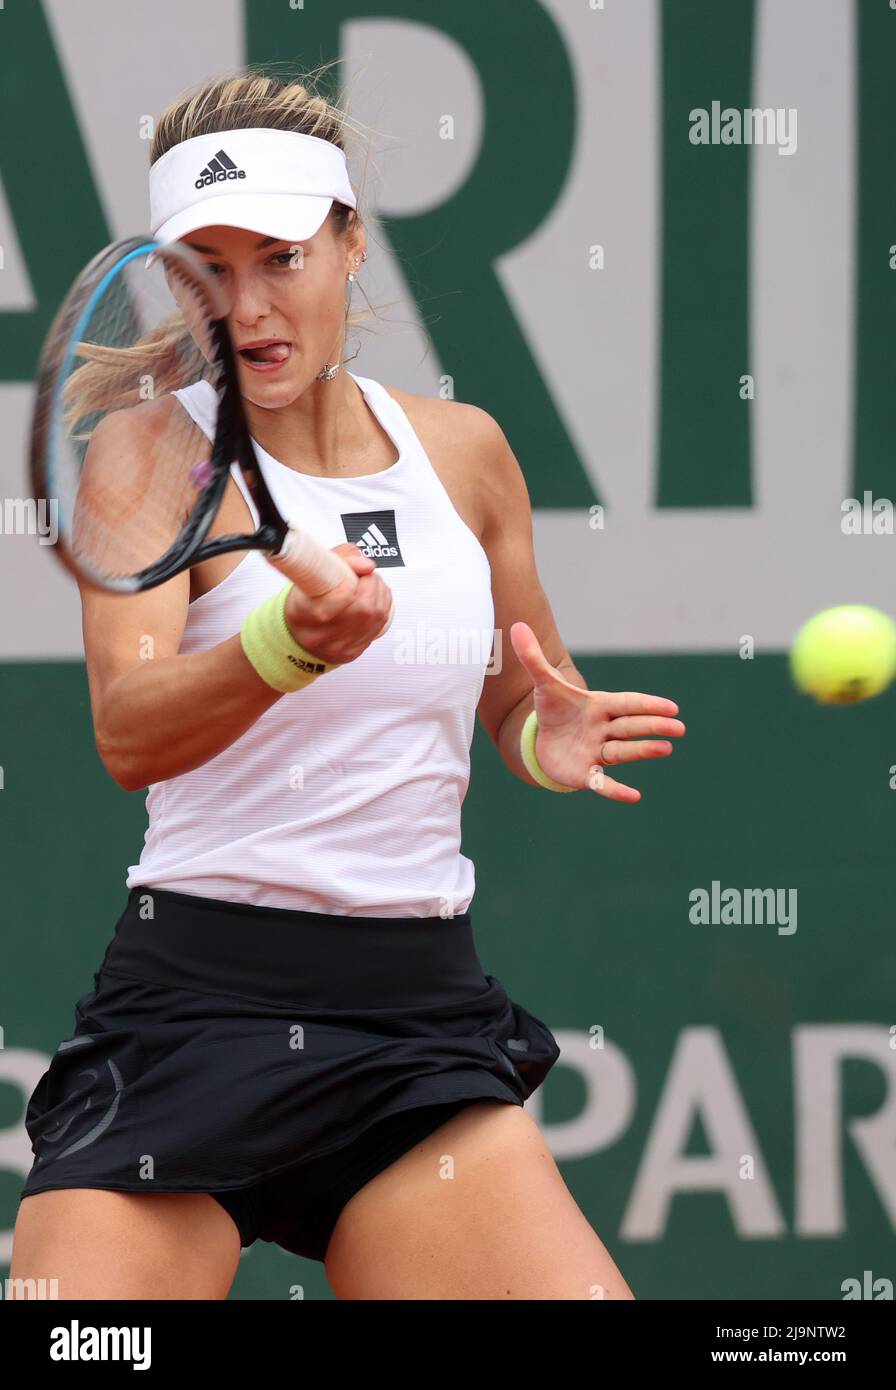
[{"left": 227, "top": 266, "right": 272, "bottom": 326}]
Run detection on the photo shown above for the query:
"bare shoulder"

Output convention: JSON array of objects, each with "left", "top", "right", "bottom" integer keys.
[
  {"left": 82, "top": 394, "right": 207, "bottom": 528},
  {"left": 89, "top": 393, "right": 208, "bottom": 459},
  {"left": 85, "top": 394, "right": 188, "bottom": 457},
  {"left": 381, "top": 384, "right": 505, "bottom": 452},
  {"left": 379, "top": 385, "right": 525, "bottom": 539},
  {"left": 96, "top": 394, "right": 180, "bottom": 429}
]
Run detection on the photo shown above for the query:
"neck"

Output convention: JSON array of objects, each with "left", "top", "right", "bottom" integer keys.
[{"left": 241, "top": 361, "right": 371, "bottom": 478}]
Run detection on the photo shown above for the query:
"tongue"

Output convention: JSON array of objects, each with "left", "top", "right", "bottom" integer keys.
[{"left": 247, "top": 343, "right": 289, "bottom": 363}]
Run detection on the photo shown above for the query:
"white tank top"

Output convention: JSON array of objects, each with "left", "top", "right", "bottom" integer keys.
[{"left": 126, "top": 371, "right": 495, "bottom": 918}]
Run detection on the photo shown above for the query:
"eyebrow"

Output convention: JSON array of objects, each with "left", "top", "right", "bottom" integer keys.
[{"left": 186, "top": 236, "right": 286, "bottom": 254}]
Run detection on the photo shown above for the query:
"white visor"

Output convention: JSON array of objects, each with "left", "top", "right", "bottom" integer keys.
[{"left": 149, "top": 127, "right": 357, "bottom": 246}]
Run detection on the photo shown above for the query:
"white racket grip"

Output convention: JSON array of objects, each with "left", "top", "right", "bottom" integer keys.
[
  {"left": 269, "top": 526, "right": 356, "bottom": 597},
  {"left": 269, "top": 526, "right": 395, "bottom": 639}
]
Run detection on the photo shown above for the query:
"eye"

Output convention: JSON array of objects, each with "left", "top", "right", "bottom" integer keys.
[
  {"left": 270, "top": 248, "right": 302, "bottom": 268},
  {"left": 203, "top": 263, "right": 226, "bottom": 278}
]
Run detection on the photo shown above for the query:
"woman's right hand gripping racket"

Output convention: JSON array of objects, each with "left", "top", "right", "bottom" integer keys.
[{"left": 29, "top": 235, "right": 393, "bottom": 638}]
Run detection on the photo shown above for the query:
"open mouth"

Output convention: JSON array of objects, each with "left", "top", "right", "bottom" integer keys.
[{"left": 238, "top": 341, "right": 292, "bottom": 371}]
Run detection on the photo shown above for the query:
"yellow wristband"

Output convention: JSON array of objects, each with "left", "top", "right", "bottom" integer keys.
[
  {"left": 240, "top": 584, "right": 340, "bottom": 693},
  {"left": 520, "top": 709, "right": 578, "bottom": 792}
]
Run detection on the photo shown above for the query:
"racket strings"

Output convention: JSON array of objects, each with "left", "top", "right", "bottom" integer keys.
[{"left": 51, "top": 252, "right": 224, "bottom": 584}]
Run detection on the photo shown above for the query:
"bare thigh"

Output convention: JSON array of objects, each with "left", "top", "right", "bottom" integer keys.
[
  {"left": 9, "top": 1189, "right": 241, "bottom": 1300},
  {"left": 325, "top": 1099, "right": 634, "bottom": 1300}
]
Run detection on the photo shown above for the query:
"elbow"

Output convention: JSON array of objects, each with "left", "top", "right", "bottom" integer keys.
[
  {"left": 115, "top": 768, "right": 148, "bottom": 794},
  {"left": 95, "top": 728, "right": 146, "bottom": 793},
  {"left": 102, "top": 755, "right": 146, "bottom": 794}
]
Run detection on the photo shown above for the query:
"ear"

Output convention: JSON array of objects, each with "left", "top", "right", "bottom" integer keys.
[{"left": 345, "top": 210, "right": 366, "bottom": 268}]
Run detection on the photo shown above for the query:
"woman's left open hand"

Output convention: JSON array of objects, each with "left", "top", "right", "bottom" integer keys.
[{"left": 509, "top": 622, "right": 686, "bottom": 802}]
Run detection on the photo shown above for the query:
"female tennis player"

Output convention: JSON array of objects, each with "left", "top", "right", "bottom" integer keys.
[{"left": 11, "top": 69, "right": 685, "bottom": 1300}]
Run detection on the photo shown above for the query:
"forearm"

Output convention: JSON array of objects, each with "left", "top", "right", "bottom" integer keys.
[
  {"left": 497, "top": 656, "right": 587, "bottom": 784},
  {"left": 94, "top": 635, "right": 286, "bottom": 791}
]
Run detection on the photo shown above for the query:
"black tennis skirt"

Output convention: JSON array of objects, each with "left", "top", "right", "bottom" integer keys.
[{"left": 19, "top": 887, "right": 562, "bottom": 1263}]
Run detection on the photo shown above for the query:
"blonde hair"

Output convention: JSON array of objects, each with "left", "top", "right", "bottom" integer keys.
[{"left": 67, "top": 62, "right": 386, "bottom": 427}]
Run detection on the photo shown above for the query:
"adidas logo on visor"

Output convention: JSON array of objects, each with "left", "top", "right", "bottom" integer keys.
[{"left": 195, "top": 149, "right": 247, "bottom": 189}]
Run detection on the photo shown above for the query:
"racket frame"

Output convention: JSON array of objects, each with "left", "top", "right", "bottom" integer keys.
[{"left": 30, "top": 237, "right": 294, "bottom": 593}]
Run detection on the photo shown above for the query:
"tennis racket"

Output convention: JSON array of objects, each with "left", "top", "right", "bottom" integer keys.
[{"left": 30, "top": 235, "right": 388, "bottom": 625}]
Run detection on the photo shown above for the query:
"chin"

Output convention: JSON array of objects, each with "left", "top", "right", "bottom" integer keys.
[{"left": 239, "top": 366, "right": 312, "bottom": 409}]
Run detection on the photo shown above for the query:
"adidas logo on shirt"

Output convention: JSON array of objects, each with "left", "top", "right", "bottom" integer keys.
[
  {"left": 341, "top": 510, "right": 404, "bottom": 568},
  {"left": 359, "top": 522, "right": 394, "bottom": 557},
  {"left": 195, "top": 149, "right": 247, "bottom": 189}
]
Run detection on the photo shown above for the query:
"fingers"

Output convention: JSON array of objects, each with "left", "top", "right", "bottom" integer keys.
[
  {"left": 509, "top": 622, "right": 585, "bottom": 696},
  {"left": 286, "top": 543, "right": 373, "bottom": 620},
  {"left": 325, "top": 570, "right": 393, "bottom": 648},
  {"left": 294, "top": 559, "right": 386, "bottom": 624},
  {"left": 284, "top": 551, "right": 393, "bottom": 662},
  {"left": 331, "top": 541, "right": 376, "bottom": 575},
  {"left": 597, "top": 739, "right": 675, "bottom": 766},
  {"left": 605, "top": 715, "right": 686, "bottom": 741},
  {"left": 599, "top": 691, "right": 681, "bottom": 717},
  {"left": 593, "top": 714, "right": 685, "bottom": 768},
  {"left": 586, "top": 767, "right": 642, "bottom": 803},
  {"left": 352, "top": 570, "right": 394, "bottom": 629}
]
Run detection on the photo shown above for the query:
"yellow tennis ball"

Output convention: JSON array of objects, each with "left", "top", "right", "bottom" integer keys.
[{"left": 790, "top": 604, "right": 896, "bottom": 704}]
